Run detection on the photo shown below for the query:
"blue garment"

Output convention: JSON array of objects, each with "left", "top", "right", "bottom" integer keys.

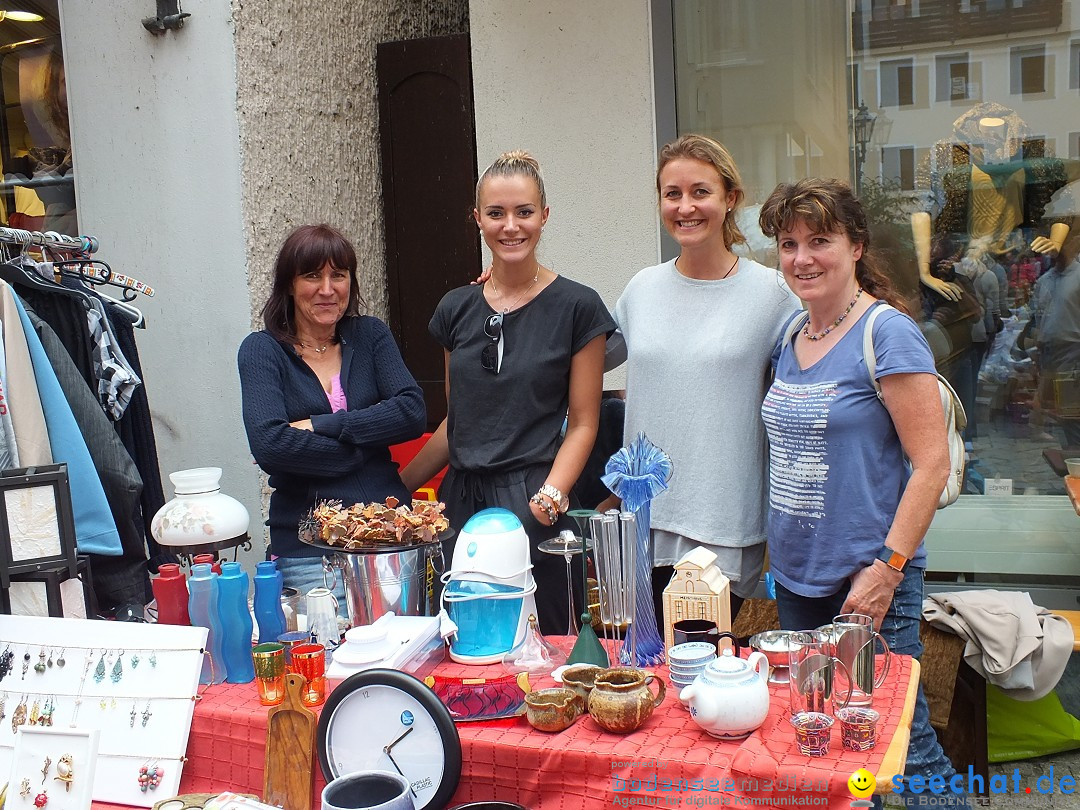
[
  {"left": 776, "top": 570, "right": 969, "bottom": 808},
  {"left": 762, "top": 304, "right": 935, "bottom": 597},
  {"left": 13, "top": 295, "right": 123, "bottom": 555}
]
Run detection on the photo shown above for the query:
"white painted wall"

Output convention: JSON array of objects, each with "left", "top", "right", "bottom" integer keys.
[
  {"left": 469, "top": 0, "right": 661, "bottom": 387},
  {"left": 59, "top": 2, "right": 262, "bottom": 555}
]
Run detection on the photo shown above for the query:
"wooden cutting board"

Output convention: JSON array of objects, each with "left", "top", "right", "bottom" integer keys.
[{"left": 264, "top": 673, "right": 316, "bottom": 810}]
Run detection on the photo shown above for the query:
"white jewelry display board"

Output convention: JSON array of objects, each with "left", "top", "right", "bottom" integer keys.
[
  {"left": 9, "top": 726, "right": 100, "bottom": 810},
  {"left": 0, "top": 615, "right": 207, "bottom": 807}
]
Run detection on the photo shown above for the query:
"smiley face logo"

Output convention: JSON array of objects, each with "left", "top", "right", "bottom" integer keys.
[{"left": 848, "top": 768, "right": 875, "bottom": 798}]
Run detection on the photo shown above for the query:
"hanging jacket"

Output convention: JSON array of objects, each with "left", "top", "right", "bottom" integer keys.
[
  {"left": 7, "top": 288, "right": 123, "bottom": 555},
  {"left": 0, "top": 284, "right": 52, "bottom": 464}
]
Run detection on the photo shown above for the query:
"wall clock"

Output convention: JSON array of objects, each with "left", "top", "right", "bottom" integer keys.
[{"left": 317, "top": 668, "right": 462, "bottom": 810}]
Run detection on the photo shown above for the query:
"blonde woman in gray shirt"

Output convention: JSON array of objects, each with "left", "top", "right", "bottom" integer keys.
[{"left": 608, "top": 134, "right": 799, "bottom": 622}]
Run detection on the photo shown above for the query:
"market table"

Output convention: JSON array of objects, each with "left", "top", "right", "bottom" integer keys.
[{"left": 145, "top": 640, "right": 919, "bottom": 810}]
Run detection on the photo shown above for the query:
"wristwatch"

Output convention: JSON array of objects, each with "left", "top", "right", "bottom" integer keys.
[
  {"left": 876, "top": 546, "right": 910, "bottom": 573},
  {"left": 538, "top": 483, "right": 569, "bottom": 514}
]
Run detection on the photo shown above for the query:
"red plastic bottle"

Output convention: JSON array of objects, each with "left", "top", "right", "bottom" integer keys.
[
  {"left": 152, "top": 563, "right": 191, "bottom": 625},
  {"left": 192, "top": 553, "right": 223, "bottom": 576}
]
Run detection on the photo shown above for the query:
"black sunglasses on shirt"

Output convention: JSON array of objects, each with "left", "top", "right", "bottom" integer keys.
[{"left": 481, "top": 312, "right": 503, "bottom": 374}]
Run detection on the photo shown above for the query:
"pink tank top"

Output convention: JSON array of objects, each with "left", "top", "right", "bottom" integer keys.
[{"left": 326, "top": 374, "right": 347, "bottom": 412}]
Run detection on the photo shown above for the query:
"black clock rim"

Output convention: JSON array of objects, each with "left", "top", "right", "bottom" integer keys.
[{"left": 317, "top": 667, "right": 462, "bottom": 810}]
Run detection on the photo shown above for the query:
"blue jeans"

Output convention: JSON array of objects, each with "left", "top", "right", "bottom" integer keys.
[
  {"left": 775, "top": 568, "right": 969, "bottom": 808},
  {"left": 274, "top": 555, "right": 347, "bottom": 608}
]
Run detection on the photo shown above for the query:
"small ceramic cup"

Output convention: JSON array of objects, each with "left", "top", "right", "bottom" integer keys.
[
  {"left": 322, "top": 771, "right": 415, "bottom": 810},
  {"left": 560, "top": 664, "right": 603, "bottom": 703},
  {"left": 524, "top": 688, "right": 585, "bottom": 733},
  {"left": 837, "top": 706, "right": 880, "bottom": 752},
  {"left": 790, "top": 711, "right": 834, "bottom": 756}
]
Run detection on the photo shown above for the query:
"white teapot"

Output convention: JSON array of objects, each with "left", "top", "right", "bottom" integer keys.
[{"left": 680, "top": 648, "right": 771, "bottom": 740}]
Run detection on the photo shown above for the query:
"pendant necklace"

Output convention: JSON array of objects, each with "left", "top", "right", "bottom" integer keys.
[
  {"left": 803, "top": 288, "right": 863, "bottom": 341},
  {"left": 296, "top": 339, "right": 332, "bottom": 357},
  {"left": 489, "top": 265, "right": 540, "bottom": 314}
]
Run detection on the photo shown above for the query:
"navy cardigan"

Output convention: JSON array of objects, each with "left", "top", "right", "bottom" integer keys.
[{"left": 238, "top": 315, "right": 426, "bottom": 557}]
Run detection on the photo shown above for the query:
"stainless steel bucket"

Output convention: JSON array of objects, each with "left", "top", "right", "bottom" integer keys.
[{"left": 325, "top": 542, "right": 444, "bottom": 627}]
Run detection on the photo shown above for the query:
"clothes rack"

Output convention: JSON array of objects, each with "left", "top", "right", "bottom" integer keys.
[{"left": 0, "top": 226, "right": 98, "bottom": 255}]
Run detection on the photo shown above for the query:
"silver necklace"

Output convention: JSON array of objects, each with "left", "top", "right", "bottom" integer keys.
[
  {"left": 489, "top": 266, "right": 540, "bottom": 314},
  {"left": 297, "top": 339, "right": 332, "bottom": 356}
]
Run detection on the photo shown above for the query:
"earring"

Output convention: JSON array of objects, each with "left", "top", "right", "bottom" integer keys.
[
  {"left": 20, "top": 778, "right": 30, "bottom": 797},
  {"left": 55, "top": 649, "right": 65, "bottom": 669},
  {"left": 22, "top": 648, "right": 31, "bottom": 680},
  {"left": 0, "top": 645, "right": 13, "bottom": 680},
  {"left": 130, "top": 702, "right": 136, "bottom": 728},
  {"left": 40, "top": 756, "right": 51, "bottom": 784},
  {"left": 33, "top": 792, "right": 47, "bottom": 808},
  {"left": 138, "top": 763, "right": 163, "bottom": 792},
  {"left": 131, "top": 653, "right": 140, "bottom": 669},
  {"left": 92, "top": 651, "right": 106, "bottom": 684},
  {"left": 110, "top": 651, "right": 124, "bottom": 684},
  {"left": 0, "top": 692, "right": 7, "bottom": 724},
  {"left": 28, "top": 698, "right": 40, "bottom": 725},
  {"left": 46, "top": 649, "right": 53, "bottom": 669},
  {"left": 54, "top": 755, "right": 72, "bottom": 792},
  {"left": 34, "top": 649, "right": 45, "bottom": 674},
  {"left": 149, "top": 652, "right": 157, "bottom": 668},
  {"left": 12, "top": 694, "right": 27, "bottom": 733},
  {"left": 141, "top": 700, "right": 152, "bottom": 728},
  {"left": 39, "top": 696, "right": 54, "bottom": 727}
]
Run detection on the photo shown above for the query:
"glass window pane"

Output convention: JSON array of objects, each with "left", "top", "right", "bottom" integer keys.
[
  {"left": 672, "top": 0, "right": 1080, "bottom": 516},
  {"left": 0, "top": 2, "right": 75, "bottom": 234}
]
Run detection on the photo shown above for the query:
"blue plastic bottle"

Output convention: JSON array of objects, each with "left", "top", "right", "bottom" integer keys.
[
  {"left": 253, "top": 560, "right": 287, "bottom": 643},
  {"left": 217, "top": 562, "right": 256, "bottom": 683},
  {"left": 188, "top": 563, "right": 226, "bottom": 685}
]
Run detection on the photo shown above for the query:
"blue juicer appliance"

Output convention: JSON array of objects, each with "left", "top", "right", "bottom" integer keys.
[{"left": 441, "top": 508, "right": 537, "bottom": 665}]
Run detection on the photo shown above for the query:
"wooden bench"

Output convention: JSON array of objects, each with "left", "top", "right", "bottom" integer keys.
[{"left": 1055, "top": 609, "right": 1080, "bottom": 651}]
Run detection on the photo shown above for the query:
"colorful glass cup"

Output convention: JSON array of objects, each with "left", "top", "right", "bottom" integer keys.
[
  {"left": 252, "top": 642, "right": 286, "bottom": 706},
  {"left": 276, "top": 630, "right": 313, "bottom": 670},
  {"left": 837, "top": 706, "right": 880, "bottom": 752},
  {"left": 291, "top": 643, "right": 326, "bottom": 707},
  {"left": 790, "top": 711, "right": 834, "bottom": 756}
]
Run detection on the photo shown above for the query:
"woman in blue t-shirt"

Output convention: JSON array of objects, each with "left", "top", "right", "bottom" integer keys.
[{"left": 758, "top": 178, "right": 966, "bottom": 805}]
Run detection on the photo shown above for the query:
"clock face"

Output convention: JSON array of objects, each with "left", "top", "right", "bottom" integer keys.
[{"left": 318, "top": 670, "right": 461, "bottom": 810}]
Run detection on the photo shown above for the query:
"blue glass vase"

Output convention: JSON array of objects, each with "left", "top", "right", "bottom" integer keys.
[
  {"left": 253, "top": 560, "right": 287, "bottom": 644},
  {"left": 188, "top": 563, "right": 226, "bottom": 685},
  {"left": 217, "top": 562, "right": 255, "bottom": 683}
]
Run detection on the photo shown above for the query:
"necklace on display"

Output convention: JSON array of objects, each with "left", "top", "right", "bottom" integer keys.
[
  {"left": 489, "top": 265, "right": 540, "bottom": 314},
  {"left": 803, "top": 287, "right": 864, "bottom": 341}
]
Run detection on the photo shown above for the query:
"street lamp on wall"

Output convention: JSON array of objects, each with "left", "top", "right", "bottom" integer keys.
[{"left": 852, "top": 101, "right": 877, "bottom": 196}]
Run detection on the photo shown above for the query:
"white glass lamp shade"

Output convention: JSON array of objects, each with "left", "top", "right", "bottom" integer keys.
[{"left": 150, "top": 467, "right": 250, "bottom": 546}]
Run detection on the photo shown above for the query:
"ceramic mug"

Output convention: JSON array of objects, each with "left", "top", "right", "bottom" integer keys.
[
  {"left": 322, "top": 771, "right": 415, "bottom": 810},
  {"left": 560, "top": 664, "right": 603, "bottom": 703},
  {"left": 306, "top": 587, "right": 341, "bottom": 651},
  {"left": 588, "top": 667, "right": 666, "bottom": 734},
  {"left": 524, "top": 688, "right": 585, "bottom": 732}
]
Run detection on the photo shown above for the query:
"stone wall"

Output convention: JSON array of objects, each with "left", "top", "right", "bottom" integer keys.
[{"left": 232, "top": 0, "right": 469, "bottom": 325}]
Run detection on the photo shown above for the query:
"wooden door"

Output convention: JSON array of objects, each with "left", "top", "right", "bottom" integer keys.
[{"left": 378, "top": 32, "right": 478, "bottom": 429}]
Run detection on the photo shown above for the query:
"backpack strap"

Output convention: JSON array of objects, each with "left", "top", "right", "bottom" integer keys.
[
  {"left": 862, "top": 302, "right": 896, "bottom": 403},
  {"left": 781, "top": 310, "right": 810, "bottom": 351}
]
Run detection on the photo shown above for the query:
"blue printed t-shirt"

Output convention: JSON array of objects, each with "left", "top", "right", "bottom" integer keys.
[{"left": 761, "top": 303, "right": 936, "bottom": 598}]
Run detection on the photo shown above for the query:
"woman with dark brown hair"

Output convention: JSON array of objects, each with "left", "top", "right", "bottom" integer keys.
[
  {"left": 759, "top": 178, "right": 965, "bottom": 806},
  {"left": 238, "top": 224, "right": 426, "bottom": 593}
]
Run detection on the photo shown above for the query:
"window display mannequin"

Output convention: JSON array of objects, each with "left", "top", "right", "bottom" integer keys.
[{"left": 911, "top": 101, "right": 1076, "bottom": 302}]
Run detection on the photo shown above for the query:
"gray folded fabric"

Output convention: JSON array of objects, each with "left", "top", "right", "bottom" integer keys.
[{"left": 922, "top": 589, "right": 1074, "bottom": 701}]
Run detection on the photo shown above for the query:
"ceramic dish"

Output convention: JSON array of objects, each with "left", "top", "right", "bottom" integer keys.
[
  {"left": 423, "top": 672, "right": 533, "bottom": 722},
  {"left": 667, "top": 641, "right": 718, "bottom": 664}
]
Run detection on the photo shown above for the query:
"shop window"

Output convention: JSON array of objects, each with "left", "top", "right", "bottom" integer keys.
[
  {"left": 936, "top": 53, "right": 971, "bottom": 101},
  {"left": 1011, "top": 44, "right": 1047, "bottom": 94},
  {"left": 880, "top": 58, "right": 915, "bottom": 106},
  {"left": 1070, "top": 132, "right": 1080, "bottom": 159},
  {"left": 0, "top": 3, "right": 73, "bottom": 233},
  {"left": 1070, "top": 40, "right": 1079, "bottom": 90}
]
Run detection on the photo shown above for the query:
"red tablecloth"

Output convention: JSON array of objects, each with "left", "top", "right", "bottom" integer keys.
[{"left": 149, "top": 643, "right": 918, "bottom": 810}]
